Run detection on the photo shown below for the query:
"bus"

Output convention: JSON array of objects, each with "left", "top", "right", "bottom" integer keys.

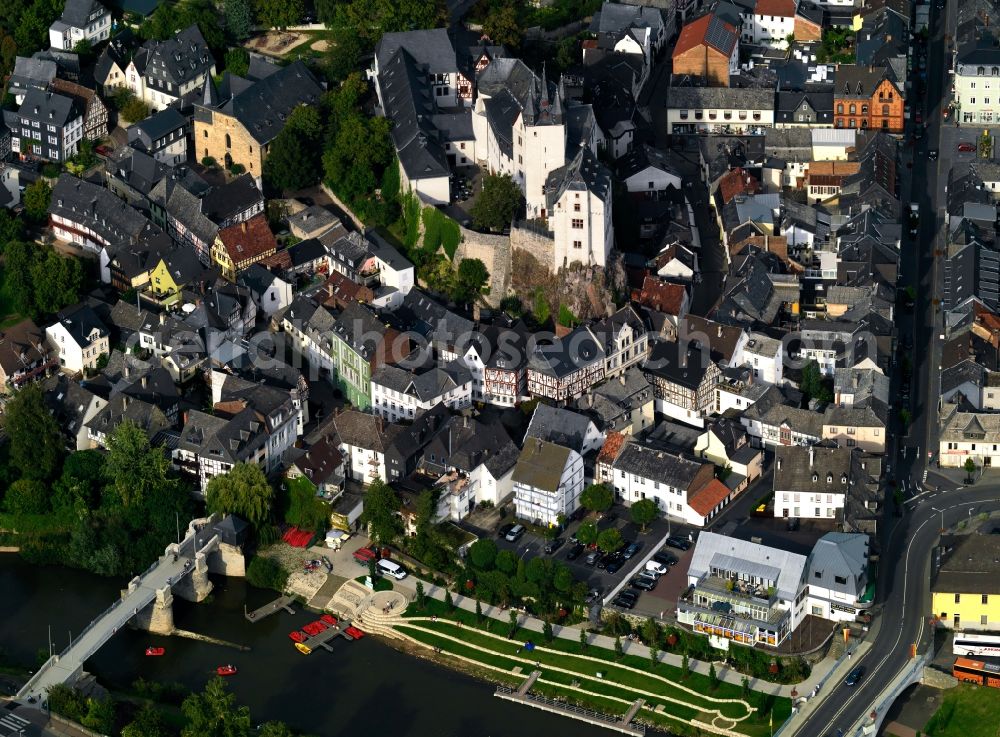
[
  {"left": 953, "top": 632, "right": 1000, "bottom": 657},
  {"left": 953, "top": 657, "right": 1000, "bottom": 688}
]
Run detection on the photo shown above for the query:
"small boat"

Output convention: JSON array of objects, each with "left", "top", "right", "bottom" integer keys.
[
  {"left": 320, "top": 614, "right": 337, "bottom": 626},
  {"left": 216, "top": 665, "right": 237, "bottom": 676},
  {"left": 294, "top": 642, "right": 312, "bottom": 655},
  {"left": 289, "top": 631, "right": 306, "bottom": 643},
  {"left": 145, "top": 647, "right": 165, "bottom": 656},
  {"left": 345, "top": 626, "right": 365, "bottom": 640}
]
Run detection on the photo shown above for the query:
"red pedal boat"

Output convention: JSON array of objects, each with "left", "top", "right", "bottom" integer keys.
[
  {"left": 289, "top": 631, "right": 306, "bottom": 642},
  {"left": 345, "top": 626, "right": 364, "bottom": 640},
  {"left": 216, "top": 665, "right": 237, "bottom": 676},
  {"left": 321, "top": 614, "right": 337, "bottom": 626},
  {"left": 145, "top": 647, "right": 165, "bottom": 656}
]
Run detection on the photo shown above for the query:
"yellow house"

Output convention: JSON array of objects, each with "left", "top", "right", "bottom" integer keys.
[
  {"left": 694, "top": 418, "right": 764, "bottom": 494},
  {"left": 211, "top": 215, "right": 277, "bottom": 282},
  {"left": 931, "top": 534, "right": 1000, "bottom": 630},
  {"left": 146, "top": 248, "right": 212, "bottom": 306}
]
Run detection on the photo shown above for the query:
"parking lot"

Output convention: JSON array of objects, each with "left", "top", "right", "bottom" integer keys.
[{"left": 493, "top": 509, "right": 700, "bottom": 618}]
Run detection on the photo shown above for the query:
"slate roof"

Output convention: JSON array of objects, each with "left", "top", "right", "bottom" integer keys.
[
  {"left": 0, "top": 319, "right": 48, "bottom": 377},
  {"left": 137, "top": 25, "right": 213, "bottom": 89},
  {"left": 774, "top": 445, "right": 857, "bottom": 493},
  {"left": 808, "top": 532, "right": 870, "bottom": 596},
  {"left": 8, "top": 89, "right": 79, "bottom": 128},
  {"left": 209, "top": 61, "right": 323, "bottom": 146},
  {"left": 545, "top": 147, "right": 612, "bottom": 209},
  {"left": 292, "top": 433, "right": 344, "bottom": 487},
  {"left": 331, "top": 302, "right": 397, "bottom": 362},
  {"left": 420, "top": 415, "right": 520, "bottom": 479},
  {"left": 396, "top": 290, "right": 474, "bottom": 349},
  {"left": 643, "top": 338, "right": 715, "bottom": 391},
  {"left": 529, "top": 325, "right": 605, "bottom": 379},
  {"left": 683, "top": 316, "right": 745, "bottom": 363},
  {"left": 666, "top": 87, "right": 774, "bottom": 111},
  {"left": 376, "top": 28, "right": 459, "bottom": 75},
  {"left": 42, "top": 373, "right": 101, "bottom": 440},
  {"left": 87, "top": 393, "right": 171, "bottom": 441},
  {"left": 58, "top": 0, "right": 107, "bottom": 28},
  {"left": 775, "top": 91, "right": 833, "bottom": 125},
  {"left": 371, "top": 360, "right": 471, "bottom": 402},
  {"left": 107, "top": 147, "right": 169, "bottom": 196},
  {"left": 526, "top": 403, "right": 596, "bottom": 454},
  {"left": 932, "top": 533, "right": 1000, "bottom": 595},
  {"left": 128, "top": 106, "right": 186, "bottom": 147},
  {"left": 51, "top": 174, "right": 162, "bottom": 246},
  {"left": 591, "top": 2, "right": 666, "bottom": 34},
  {"left": 9, "top": 56, "right": 57, "bottom": 97},
  {"left": 618, "top": 144, "right": 682, "bottom": 182},
  {"left": 689, "top": 531, "right": 808, "bottom": 603},
  {"left": 612, "top": 441, "right": 707, "bottom": 489},
  {"left": 742, "top": 398, "right": 824, "bottom": 438},
  {"left": 512, "top": 438, "right": 573, "bottom": 493}
]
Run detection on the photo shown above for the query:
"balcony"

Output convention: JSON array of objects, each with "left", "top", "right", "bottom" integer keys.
[{"left": 358, "top": 265, "right": 381, "bottom": 288}]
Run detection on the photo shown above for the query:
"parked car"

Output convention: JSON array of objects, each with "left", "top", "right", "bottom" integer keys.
[
  {"left": 845, "top": 665, "right": 865, "bottom": 687},
  {"left": 653, "top": 551, "right": 678, "bottom": 566},
  {"left": 505, "top": 524, "right": 526, "bottom": 543},
  {"left": 928, "top": 149, "right": 938, "bottom": 160},
  {"left": 498, "top": 523, "right": 515, "bottom": 539},
  {"left": 612, "top": 591, "right": 638, "bottom": 609},
  {"left": 665, "top": 536, "right": 691, "bottom": 551},
  {"left": 566, "top": 543, "right": 585, "bottom": 561},
  {"left": 958, "top": 142, "right": 977, "bottom": 152},
  {"left": 597, "top": 552, "right": 616, "bottom": 570},
  {"left": 621, "top": 542, "right": 641, "bottom": 560},
  {"left": 630, "top": 576, "right": 656, "bottom": 591},
  {"left": 544, "top": 537, "right": 565, "bottom": 554},
  {"left": 606, "top": 558, "right": 624, "bottom": 574},
  {"left": 585, "top": 551, "right": 601, "bottom": 566},
  {"left": 645, "top": 560, "right": 669, "bottom": 575}
]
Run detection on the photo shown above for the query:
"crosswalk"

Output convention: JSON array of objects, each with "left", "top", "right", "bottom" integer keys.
[{"left": 0, "top": 712, "right": 31, "bottom": 736}]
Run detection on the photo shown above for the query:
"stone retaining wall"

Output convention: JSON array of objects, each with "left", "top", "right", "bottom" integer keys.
[
  {"left": 510, "top": 225, "right": 554, "bottom": 272},
  {"left": 321, "top": 184, "right": 365, "bottom": 230},
  {"left": 453, "top": 223, "right": 511, "bottom": 307}
]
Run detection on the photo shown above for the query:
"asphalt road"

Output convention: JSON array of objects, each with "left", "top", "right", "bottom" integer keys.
[{"left": 794, "top": 3, "right": 974, "bottom": 733}]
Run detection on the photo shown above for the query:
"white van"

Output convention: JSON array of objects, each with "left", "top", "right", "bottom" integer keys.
[
  {"left": 376, "top": 559, "right": 408, "bottom": 580},
  {"left": 645, "top": 560, "right": 668, "bottom": 576}
]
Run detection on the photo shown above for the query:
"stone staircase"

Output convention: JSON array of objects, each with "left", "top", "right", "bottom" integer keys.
[
  {"left": 357, "top": 606, "right": 404, "bottom": 640},
  {"left": 326, "top": 579, "right": 371, "bottom": 620}
]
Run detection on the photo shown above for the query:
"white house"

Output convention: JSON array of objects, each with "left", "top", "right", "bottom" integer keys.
[
  {"left": 773, "top": 444, "right": 860, "bottom": 520},
  {"left": 955, "top": 43, "right": 1000, "bottom": 126},
  {"left": 45, "top": 305, "right": 110, "bottom": 375},
  {"left": 371, "top": 361, "right": 473, "bottom": 423},
  {"left": 549, "top": 148, "right": 615, "bottom": 269},
  {"left": 239, "top": 265, "right": 293, "bottom": 317},
  {"left": 609, "top": 441, "right": 733, "bottom": 527},
  {"left": 619, "top": 144, "right": 683, "bottom": 198},
  {"left": 48, "top": 0, "right": 111, "bottom": 52},
  {"left": 665, "top": 88, "right": 776, "bottom": 135},
  {"left": 751, "top": 0, "right": 797, "bottom": 48},
  {"left": 124, "top": 26, "right": 216, "bottom": 112},
  {"left": 735, "top": 332, "right": 784, "bottom": 385},
  {"left": 806, "top": 532, "right": 873, "bottom": 622},
  {"left": 512, "top": 438, "right": 585, "bottom": 526}
]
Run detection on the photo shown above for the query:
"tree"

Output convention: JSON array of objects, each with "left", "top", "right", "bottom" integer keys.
[
  {"left": 246, "top": 556, "right": 288, "bottom": 591},
  {"left": 81, "top": 697, "right": 115, "bottom": 734},
  {"left": 4, "top": 479, "right": 49, "bottom": 514},
  {"left": 257, "top": 724, "right": 296, "bottom": 737},
  {"left": 579, "top": 627, "right": 588, "bottom": 650},
  {"left": 597, "top": 527, "right": 623, "bottom": 554},
  {"left": 2, "top": 383, "right": 63, "bottom": 481},
  {"left": 709, "top": 662, "right": 719, "bottom": 689},
  {"left": 741, "top": 675, "right": 751, "bottom": 699},
  {"left": 323, "top": 27, "right": 364, "bottom": 82},
  {"left": 23, "top": 179, "right": 51, "bottom": 221},
  {"left": 552, "top": 564, "right": 573, "bottom": 594},
  {"left": 482, "top": 3, "right": 521, "bottom": 48},
  {"left": 800, "top": 360, "right": 832, "bottom": 404},
  {"left": 181, "top": 677, "right": 252, "bottom": 737},
  {"left": 121, "top": 96, "right": 150, "bottom": 124},
  {"left": 468, "top": 538, "right": 498, "bottom": 570},
  {"left": 495, "top": 549, "right": 517, "bottom": 575},
  {"left": 444, "top": 589, "right": 454, "bottom": 611},
  {"left": 641, "top": 617, "right": 661, "bottom": 647},
  {"left": 649, "top": 642, "right": 659, "bottom": 669},
  {"left": 542, "top": 620, "right": 554, "bottom": 642},
  {"left": 0, "top": 206, "right": 24, "bottom": 244},
  {"left": 264, "top": 104, "right": 324, "bottom": 192},
  {"left": 52, "top": 450, "right": 106, "bottom": 511},
  {"left": 224, "top": 47, "right": 250, "bottom": 77},
  {"left": 580, "top": 483, "right": 614, "bottom": 514},
  {"left": 475, "top": 598, "right": 483, "bottom": 622},
  {"left": 255, "top": 0, "right": 304, "bottom": 29},
  {"left": 630, "top": 498, "right": 660, "bottom": 533},
  {"left": 452, "top": 258, "right": 490, "bottom": 304},
  {"left": 964, "top": 457, "right": 977, "bottom": 483},
  {"left": 103, "top": 421, "right": 171, "bottom": 507},
  {"left": 206, "top": 463, "right": 274, "bottom": 528},
  {"left": 360, "top": 479, "right": 402, "bottom": 545},
  {"left": 326, "top": 0, "right": 448, "bottom": 45},
  {"left": 508, "top": 609, "right": 518, "bottom": 636},
  {"left": 121, "top": 704, "right": 168, "bottom": 737},
  {"left": 614, "top": 636, "right": 623, "bottom": 659},
  {"left": 224, "top": 0, "right": 254, "bottom": 41},
  {"left": 682, "top": 652, "right": 690, "bottom": 678},
  {"left": 415, "top": 580, "right": 426, "bottom": 609},
  {"left": 470, "top": 173, "right": 522, "bottom": 232},
  {"left": 575, "top": 520, "right": 598, "bottom": 546}
]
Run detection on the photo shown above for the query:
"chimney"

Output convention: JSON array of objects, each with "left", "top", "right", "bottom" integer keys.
[
  {"left": 241, "top": 222, "right": 248, "bottom": 233},
  {"left": 717, "top": 326, "right": 723, "bottom": 338},
  {"left": 809, "top": 445, "right": 815, "bottom": 467},
  {"left": 141, "top": 375, "right": 148, "bottom": 389},
  {"left": 777, "top": 457, "right": 782, "bottom": 470}
]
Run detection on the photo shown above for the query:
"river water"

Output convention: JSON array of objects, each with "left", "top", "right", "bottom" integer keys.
[{"left": 0, "top": 556, "right": 614, "bottom": 736}]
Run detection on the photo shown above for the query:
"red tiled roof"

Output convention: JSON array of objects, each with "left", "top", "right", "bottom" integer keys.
[
  {"left": 688, "top": 478, "right": 731, "bottom": 517},
  {"left": 636, "top": 275, "right": 686, "bottom": 316},
  {"left": 673, "top": 14, "right": 737, "bottom": 58},
  {"left": 755, "top": 0, "right": 796, "bottom": 16},
  {"left": 597, "top": 432, "right": 627, "bottom": 467},
  {"left": 217, "top": 214, "right": 278, "bottom": 264},
  {"left": 718, "top": 167, "right": 762, "bottom": 204}
]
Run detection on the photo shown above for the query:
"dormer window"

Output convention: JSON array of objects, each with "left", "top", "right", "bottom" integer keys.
[{"left": 827, "top": 473, "right": 833, "bottom": 483}]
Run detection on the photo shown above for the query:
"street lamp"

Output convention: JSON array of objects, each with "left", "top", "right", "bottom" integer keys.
[{"left": 932, "top": 507, "right": 944, "bottom": 531}]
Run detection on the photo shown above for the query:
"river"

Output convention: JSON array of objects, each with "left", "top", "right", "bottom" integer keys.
[{"left": 0, "top": 556, "right": 614, "bottom": 736}]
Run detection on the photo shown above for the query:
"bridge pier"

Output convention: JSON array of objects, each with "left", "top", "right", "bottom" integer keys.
[
  {"left": 173, "top": 553, "right": 213, "bottom": 603},
  {"left": 132, "top": 586, "right": 175, "bottom": 635}
]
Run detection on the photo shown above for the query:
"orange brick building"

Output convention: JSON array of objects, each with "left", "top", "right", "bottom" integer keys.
[
  {"left": 672, "top": 13, "right": 739, "bottom": 87},
  {"left": 833, "top": 65, "right": 905, "bottom": 133}
]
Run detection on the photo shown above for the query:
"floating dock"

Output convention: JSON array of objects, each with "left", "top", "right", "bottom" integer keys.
[
  {"left": 297, "top": 620, "right": 358, "bottom": 653},
  {"left": 245, "top": 595, "right": 296, "bottom": 622}
]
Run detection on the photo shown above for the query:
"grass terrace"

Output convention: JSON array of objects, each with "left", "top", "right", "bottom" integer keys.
[
  {"left": 397, "top": 599, "right": 789, "bottom": 737},
  {"left": 922, "top": 683, "right": 1000, "bottom": 737}
]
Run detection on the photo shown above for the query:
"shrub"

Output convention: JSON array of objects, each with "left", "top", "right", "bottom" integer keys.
[
  {"left": 202, "top": 156, "right": 217, "bottom": 168},
  {"left": 228, "top": 162, "right": 246, "bottom": 175},
  {"left": 42, "top": 162, "right": 62, "bottom": 178},
  {"left": 246, "top": 556, "right": 289, "bottom": 592},
  {"left": 121, "top": 97, "right": 150, "bottom": 123}
]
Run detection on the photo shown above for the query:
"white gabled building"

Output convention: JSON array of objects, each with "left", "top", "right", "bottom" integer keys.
[
  {"left": 371, "top": 360, "right": 473, "bottom": 423},
  {"left": 806, "top": 532, "right": 873, "bottom": 622},
  {"left": 49, "top": 0, "right": 111, "bottom": 52},
  {"left": 45, "top": 305, "right": 110, "bottom": 375},
  {"left": 734, "top": 332, "right": 784, "bottom": 385},
  {"left": 512, "top": 438, "right": 585, "bottom": 526}
]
